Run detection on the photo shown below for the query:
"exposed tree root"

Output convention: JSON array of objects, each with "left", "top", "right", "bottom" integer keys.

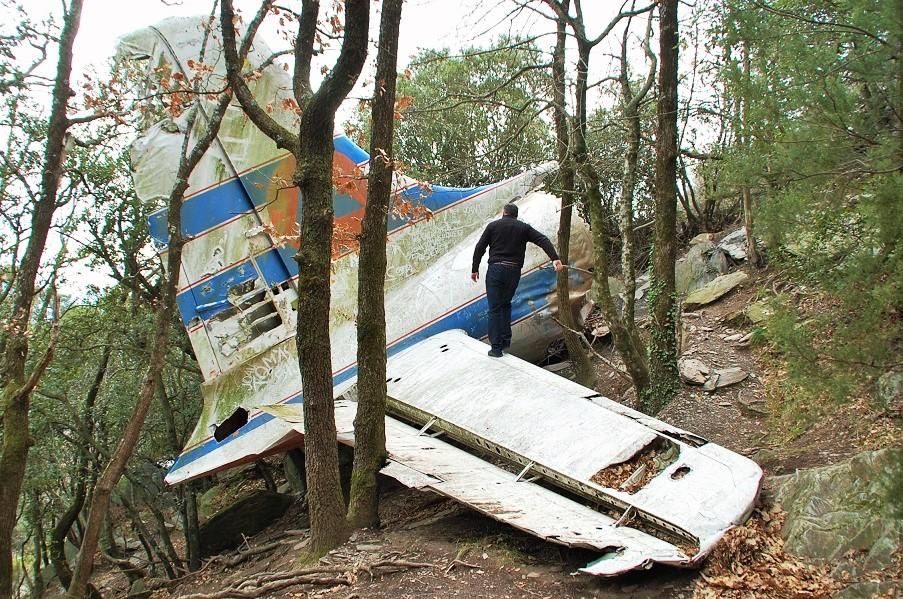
[
  {"left": 223, "top": 537, "right": 300, "bottom": 567},
  {"left": 175, "top": 557, "right": 434, "bottom": 598}
]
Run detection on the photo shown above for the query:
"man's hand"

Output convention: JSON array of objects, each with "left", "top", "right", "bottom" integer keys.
[
  {"left": 553, "top": 259, "right": 565, "bottom": 272},
  {"left": 471, "top": 271, "right": 479, "bottom": 282}
]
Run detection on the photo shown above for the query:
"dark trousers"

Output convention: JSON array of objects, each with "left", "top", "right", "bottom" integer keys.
[{"left": 486, "top": 263, "right": 521, "bottom": 351}]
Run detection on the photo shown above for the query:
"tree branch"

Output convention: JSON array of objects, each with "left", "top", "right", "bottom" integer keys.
[{"left": 220, "top": 0, "right": 299, "bottom": 153}]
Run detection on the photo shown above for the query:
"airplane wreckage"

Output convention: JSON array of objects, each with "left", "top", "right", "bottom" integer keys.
[{"left": 119, "top": 17, "right": 762, "bottom": 576}]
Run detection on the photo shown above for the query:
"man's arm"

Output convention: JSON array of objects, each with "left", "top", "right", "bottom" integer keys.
[
  {"left": 525, "top": 225, "right": 565, "bottom": 272},
  {"left": 525, "top": 225, "right": 560, "bottom": 261},
  {"left": 471, "top": 224, "right": 492, "bottom": 281}
]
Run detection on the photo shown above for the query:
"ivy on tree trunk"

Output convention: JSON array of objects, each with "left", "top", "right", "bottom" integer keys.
[{"left": 646, "top": 0, "right": 681, "bottom": 414}]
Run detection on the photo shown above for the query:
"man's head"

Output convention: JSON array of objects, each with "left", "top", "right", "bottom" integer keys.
[{"left": 502, "top": 203, "right": 519, "bottom": 218}]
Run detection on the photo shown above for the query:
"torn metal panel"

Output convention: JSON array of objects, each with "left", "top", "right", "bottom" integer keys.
[{"left": 261, "top": 331, "right": 762, "bottom": 576}]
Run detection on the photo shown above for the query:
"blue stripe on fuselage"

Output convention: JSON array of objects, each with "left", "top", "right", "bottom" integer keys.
[
  {"left": 177, "top": 248, "right": 289, "bottom": 326},
  {"left": 149, "top": 178, "right": 255, "bottom": 247},
  {"left": 150, "top": 161, "right": 489, "bottom": 250},
  {"left": 174, "top": 180, "right": 491, "bottom": 325},
  {"left": 166, "top": 266, "right": 559, "bottom": 477}
]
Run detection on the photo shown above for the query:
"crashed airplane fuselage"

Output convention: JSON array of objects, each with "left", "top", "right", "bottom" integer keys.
[{"left": 121, "top": 16, "right": 762, "bottom": 577}]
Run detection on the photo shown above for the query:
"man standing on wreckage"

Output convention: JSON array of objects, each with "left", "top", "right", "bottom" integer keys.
[{"left": 471, "top": 203, "right": 565, "bottom": 357}]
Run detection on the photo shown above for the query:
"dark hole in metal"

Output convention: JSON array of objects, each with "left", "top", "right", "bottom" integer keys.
[
  {"left": 214, "top": 407, "right": 249, "bottom": 442},
  {"left": 670, "top": 465, "right": 691, "bottom": 480}
]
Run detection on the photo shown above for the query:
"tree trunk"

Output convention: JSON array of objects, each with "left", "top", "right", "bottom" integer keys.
[
  {"left": 67, "top": 237, "right": 181, "bottom": 597},
  {"left": 29, "top": 493, "right": 44, "bottom": 599},
  {"left": 645, "top": 0, "right": 681, "bottom": 415},
  {"left": 0, "top": 2, "right": 83, "bottom": 595},
  {"left": 122, "top": 492, "right": 174, "bottom": 580},
  {"left": 154, "top": 372, "right": 200, "bottom": 570},
  {"left": 51, "top": 343, "right": 109, "bottom": 598},
  {"left": 741, "top": 41, "right": 760, "bottom": 268},
  {"left": 581, "top": 163, "right": 651, "bottom": 393},
  {"left": 295, "top": 128, "right": 350, "bottom": 555},
  {"left": 549, "top": 0, "right": 596, "bottom": 388},
  {"left": 571, "top": 38, "right": 650, "bottom": 394},
  {"left": 182, "top": 483, "right": 201, "bottom": 572},
  {"left": 347, "top": 0, "right": 403, "bottom": 530}
]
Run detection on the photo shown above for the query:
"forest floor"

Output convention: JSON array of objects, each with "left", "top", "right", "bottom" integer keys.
[{"left": 87, "top": 268, "right": 900, "bottom": 599}]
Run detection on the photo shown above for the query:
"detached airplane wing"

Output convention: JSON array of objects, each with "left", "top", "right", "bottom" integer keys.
[
  {"left": 264, "top": 330, "right": 762, "bottom": 575},
  {"left": 118, "top": 16, "right": 761, "bottom": 577}
]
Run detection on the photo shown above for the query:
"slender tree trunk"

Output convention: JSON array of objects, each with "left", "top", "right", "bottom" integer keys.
[
  {"left": 740, "top": 41, "right": 760, "bottom": 268},
  {"left": 570, "top": 37, "right": 650, "bottom": 394},
  {"left": 29, "top": 493, "right": 44, "bottom": 599},
  {"left": 289, "top": 0, "right": 370, "bottom": 558},
  {"left": 549, "top": 0, "right": 596, "bottom": 388},
  {"left": 154, "top": 372, "right": 200, "bottom": 570},
  {"left": 51, "top": 344, "right": 108, "bottom": 598},
  {"left": 100, "top": 517, "right": 121, "bottom": 560},
  {"left": 645, "top": 0, "right": 681, "bottom": 414},
  {"left": 182, "top": 483, "right": 201, "bottom": 571},
  {"left": 218, "top": 0, "right": 369, "bottom": 557},
  {"left": 67, "top": 216, "right": 182, "bottom": 598},
  {"left": 125, "top": 492, "right": 177, "bottom": 580},
  {"left": 347, "top": 0, "right": 403, "bottom": 529},
  {"left": 0, "top": 2, "right": 83, "bottom": 595}
]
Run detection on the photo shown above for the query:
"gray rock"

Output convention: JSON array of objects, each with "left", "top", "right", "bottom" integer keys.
[
  {"left": 283, "top": 448, "right": 307, "bottom": 494},
  {"left": 717, "top": 228, "right": 748, "bottom": 261},
  {"left": 771, "top": 448, "right": 902, "bottom": 580},
  {"left": 707, "top": 248, "right": 731, "bottom": 275},
  {"left": 678, "top": 358, "right": 709, "bottom": 384},
  {"left": 127, "top": 578, "right": 150, "bottom": 599},
  {"left": 689, "top": 233, "right": 717, "bottom": 246},
  {"left": 713, "top": 367, "right": 748, "bottom": 388},
  {"left": 683, "top": 271, "right": 749, "bottom": 311},
  {"left": 745, "top": 300, "right": 772, "bottom": 324},
  {"left": 738, "top": 393, "right": 767, "bottom": 416},
  {"left": 675, "top": 240, "right": 717, "bottom": 296},
  {"left": 876, "top": 370, "right": 903, "bottom": 408},
  {"left": 837, "top": 581, "right": 899, "bottom": 599}
]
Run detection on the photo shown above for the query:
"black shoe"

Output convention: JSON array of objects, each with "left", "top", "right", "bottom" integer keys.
[{"left": 487, "top": 349, "right": 503, "bottom": 358}]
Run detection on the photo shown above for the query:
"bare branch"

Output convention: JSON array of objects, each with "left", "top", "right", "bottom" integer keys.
[{"left": 220, "top": 0, "right": 298, "bottom": 152}]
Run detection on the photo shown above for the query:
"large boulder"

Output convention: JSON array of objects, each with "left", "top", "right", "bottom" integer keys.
[
  {"left": 683, "top": 271, "right": 748, "bottom": 311},
  {"left": 198, "top": 490, "right": 293, "bottom": 556},
  {"left": 676, "top": 239, "right": 718, "bottom": 296},
  {"left": 770, "top": 448, "right": 903, "bottom": 598}
]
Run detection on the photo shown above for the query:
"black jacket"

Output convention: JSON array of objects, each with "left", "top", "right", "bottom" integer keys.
[{"left": 471, "top": 215, "right": 560, "bottom": 273}]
